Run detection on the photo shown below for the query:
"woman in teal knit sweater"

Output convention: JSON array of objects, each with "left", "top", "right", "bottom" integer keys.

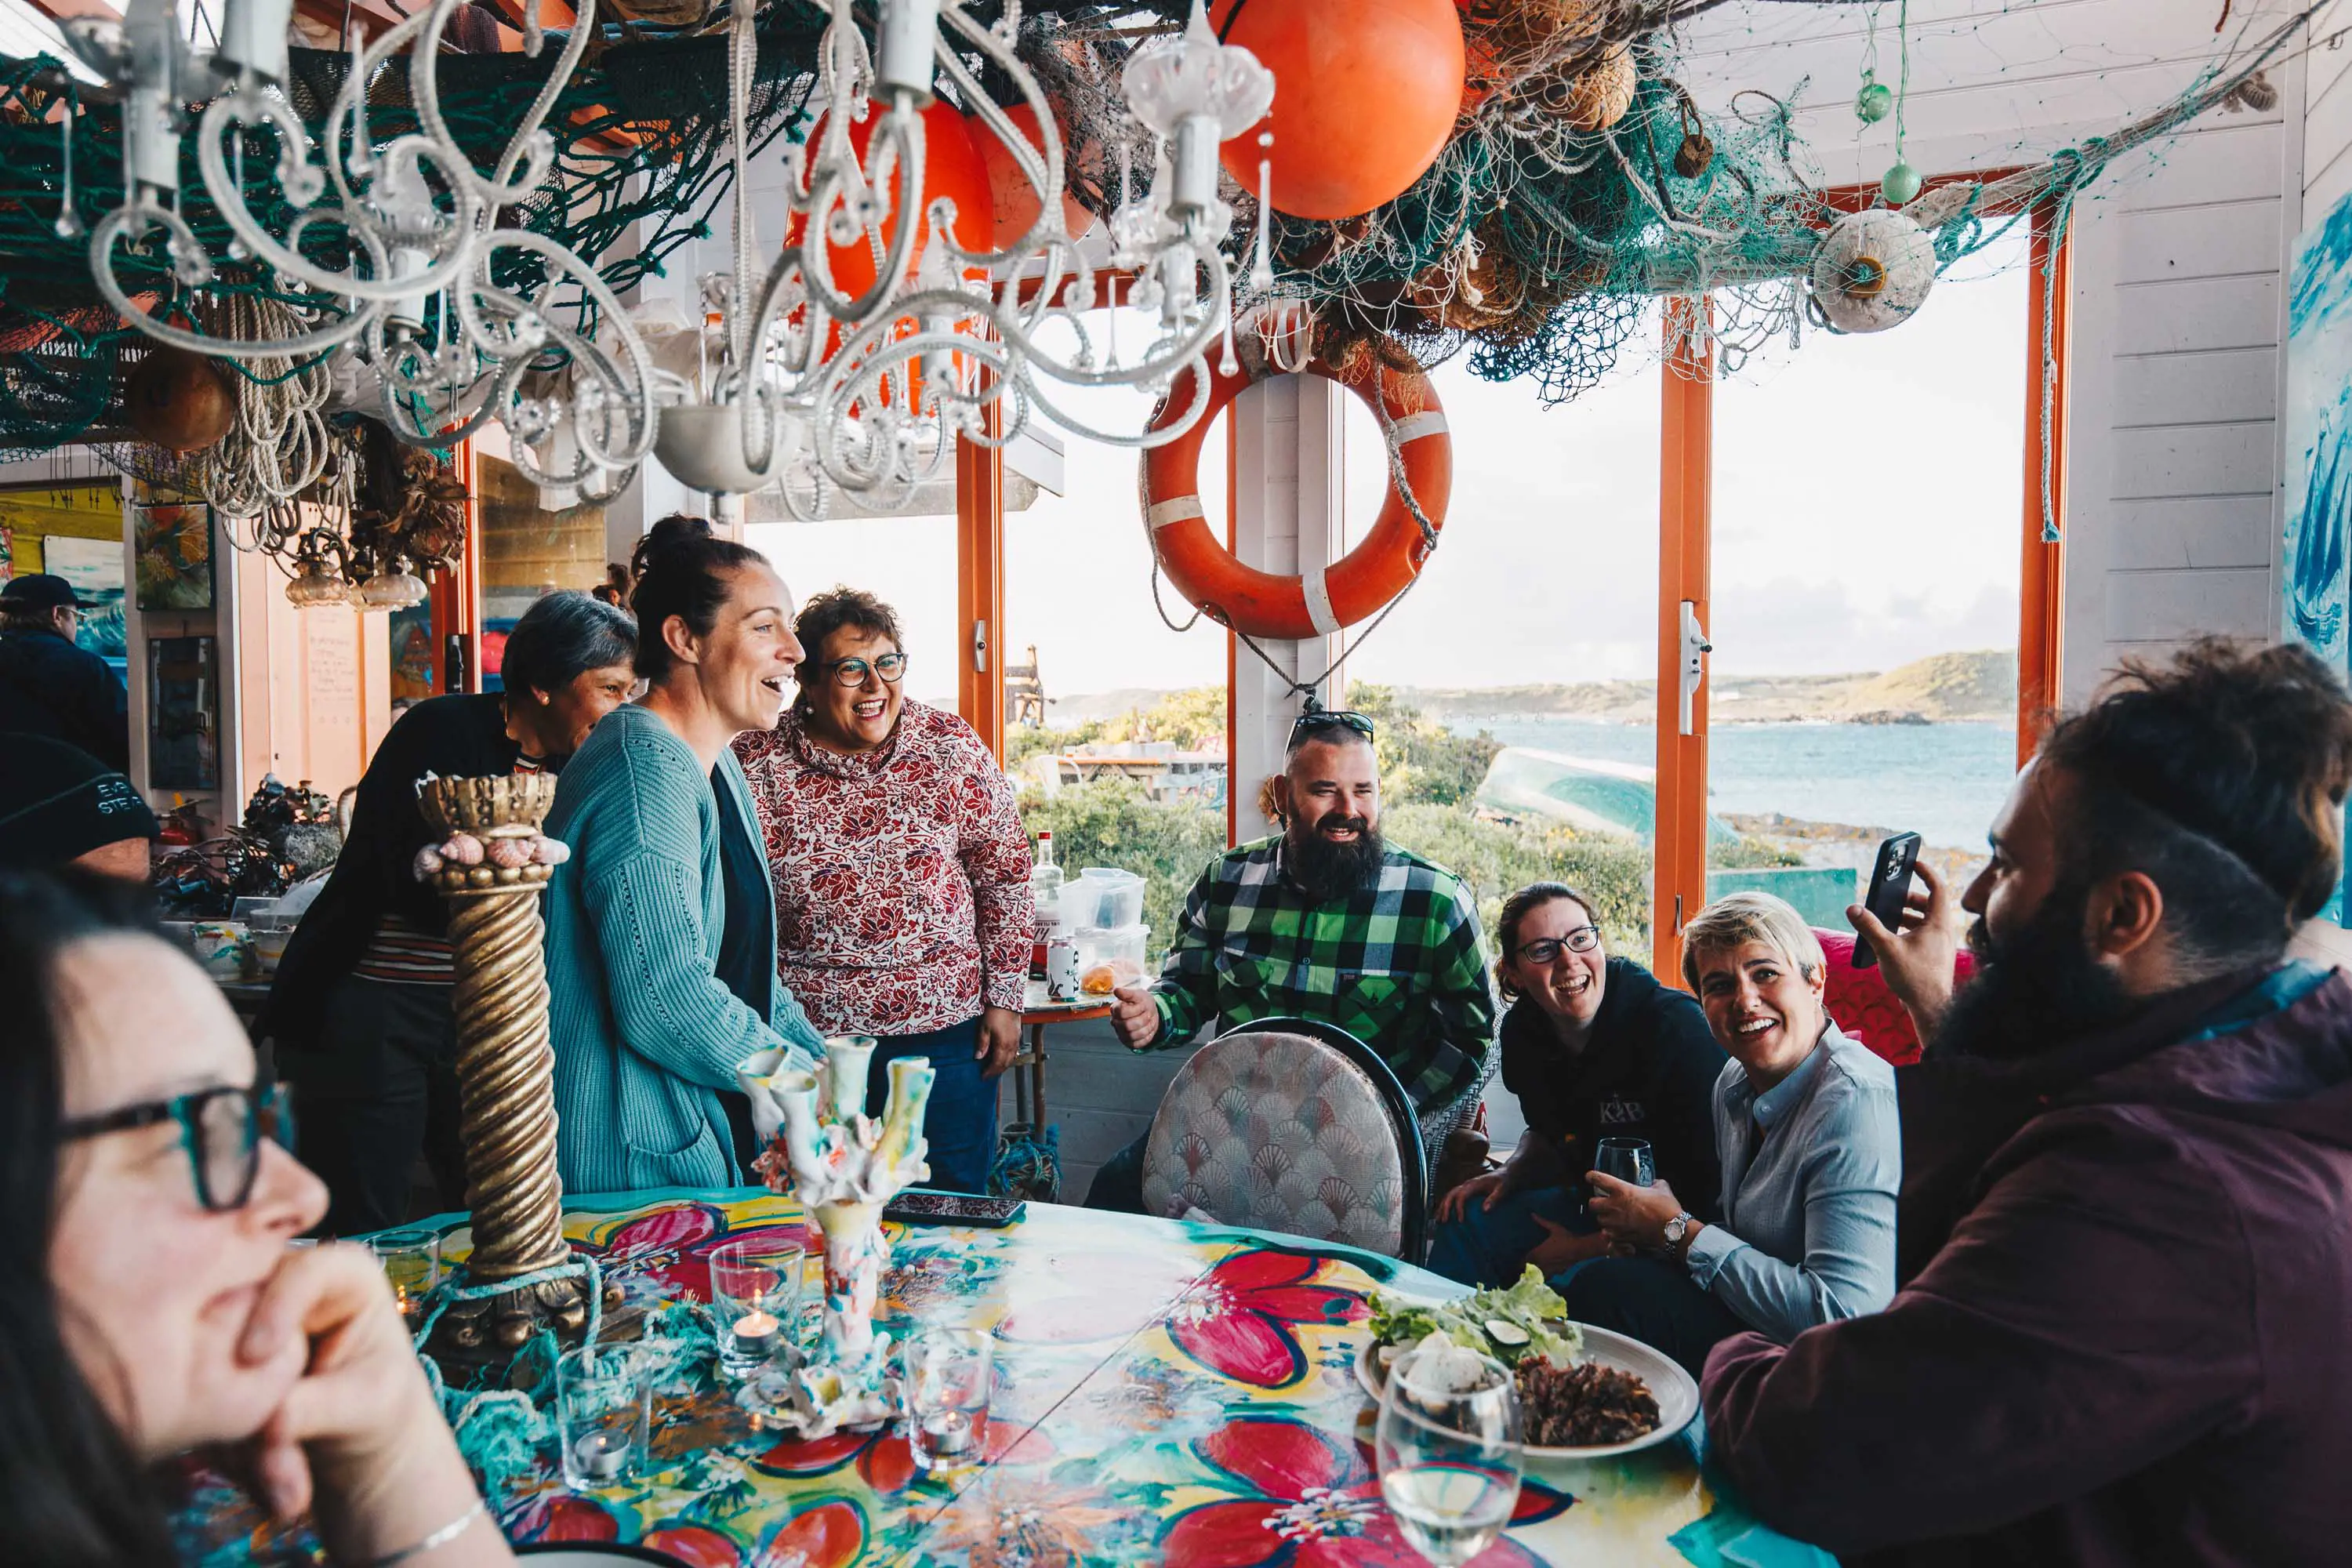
[{"left": 543, "top": 517, "right": 824, "bottom": 1192}]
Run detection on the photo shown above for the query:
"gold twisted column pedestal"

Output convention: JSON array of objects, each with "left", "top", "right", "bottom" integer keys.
[{"left": 416, "top": 774, "right": 619, "bottom": 1373}]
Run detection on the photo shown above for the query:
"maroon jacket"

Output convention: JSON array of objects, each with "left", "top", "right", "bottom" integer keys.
[{"left": 1702, "top": 965, "right": 2352, "bottom": 1566}]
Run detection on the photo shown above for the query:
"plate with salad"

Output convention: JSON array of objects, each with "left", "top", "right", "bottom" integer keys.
[{"left": 1359, "top": 1267, "right": 1699, "bottom": 1459}]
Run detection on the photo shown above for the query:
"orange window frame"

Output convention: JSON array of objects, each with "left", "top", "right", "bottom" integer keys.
[{"left": 1649, "top": 200, "right": 2074, "bottom": 982}]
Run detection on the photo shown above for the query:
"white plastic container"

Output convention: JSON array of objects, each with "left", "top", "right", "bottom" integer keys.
[
  {"left": 1072, "top": 867, "right": 1146, "bottom": 931},
  {"left": 1074, "top": 924, "right": 1149, "bottom": 997}
]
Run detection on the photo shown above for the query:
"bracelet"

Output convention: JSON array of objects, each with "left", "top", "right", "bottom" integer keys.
[{"left": 372, "top": 1497, "right": 487, "bottom": 1566}]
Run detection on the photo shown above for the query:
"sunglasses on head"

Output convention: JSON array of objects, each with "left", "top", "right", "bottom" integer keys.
[{"left": 1288, "top": 708, "right": 1376, "bottom": 747}]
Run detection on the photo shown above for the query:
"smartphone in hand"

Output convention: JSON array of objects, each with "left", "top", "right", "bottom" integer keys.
[{"left": 1852, "top": 832, "right": 1923, "bottom": 970}]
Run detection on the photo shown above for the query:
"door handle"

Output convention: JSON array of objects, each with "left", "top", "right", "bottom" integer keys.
[{"left": 1679, "top": 601, "right": 1711, "bottom": 737}]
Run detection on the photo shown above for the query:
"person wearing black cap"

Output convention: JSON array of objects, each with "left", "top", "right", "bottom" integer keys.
[
  {"left": 0, "top": 572, "right": 129, "bottom": 769},
  {"left": 0, "top": 735, "right": 159, "bottom": 880}
]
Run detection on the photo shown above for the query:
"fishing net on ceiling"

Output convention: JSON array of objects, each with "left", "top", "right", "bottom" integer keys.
[
  {"left": 0, "top": 2, "right": 840, "bottom": 457},
  {"left": 0, "top": 0, "right": 2314, "bottom": 462}
]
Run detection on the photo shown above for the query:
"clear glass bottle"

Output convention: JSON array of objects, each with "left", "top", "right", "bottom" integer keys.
[{"left": 1029, "top": 831, "right": 1064, "bottom": 978}]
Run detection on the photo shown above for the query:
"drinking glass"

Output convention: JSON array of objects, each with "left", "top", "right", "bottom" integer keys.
[
  {"left": 1592, "top": 1136, "right": 1655, "bottom": 1189},
  {"left": 368, "top": 1229, "right": 440, "bottom": 1323},
  {"left": 556, "top": 1344, "right": 652, "bottom": 1490},
  {"left": 902, "top": 1325, "right": 993, "bottom": 1475},
  {"left": 1376, "top": 1347, "right": 1524, "bottom": 1566},
  {"left": 709, "top": 1237, "right": 806, "bottom": 1380}
]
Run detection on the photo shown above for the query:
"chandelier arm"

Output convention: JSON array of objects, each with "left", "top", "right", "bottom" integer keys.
[
  {"left": 195, "top": 96, "right": 493, "bottom": 309},
  {"left": 1018, "top": 350, "right": 1218, "bottom": 450},
  {"left": 935, "top": 6, "right": 1070, "bottom": 267},
  {"left": 87, "top": 203, "right": 382, "bottom": 361},
  {"left": 463, "top": 236, "right": 660, "bottom": 473}
]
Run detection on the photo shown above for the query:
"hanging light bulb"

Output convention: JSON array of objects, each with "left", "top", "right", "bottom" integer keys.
[
  {"left": 358, "top": 555, "right": 430, "bottom": 610},
  {"left": 285, "top": 527, "right": 352, "bottom": 609}
]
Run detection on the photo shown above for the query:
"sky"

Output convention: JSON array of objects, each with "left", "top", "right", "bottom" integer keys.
[{"left": 748, "top": 232, "right": 2030, "bottom": 705}]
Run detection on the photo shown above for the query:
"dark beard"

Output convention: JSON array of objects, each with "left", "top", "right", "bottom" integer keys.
[
  {"left": 1286, "top": 817, "right": 1385, "bottom": 902},
  {"left": 1931, "top": 877, "right": 2137, "bottom": 1062}
]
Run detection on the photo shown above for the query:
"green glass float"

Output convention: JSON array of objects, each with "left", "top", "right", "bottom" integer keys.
[
  {"left": 1882, "top": 159, "right": 1924, "bottom": 205},
  {"left": 1856, "top": 75, "right": 1894, "bottom": 125}
]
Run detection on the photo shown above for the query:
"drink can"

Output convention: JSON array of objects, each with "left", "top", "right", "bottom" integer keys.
[{"left": 1045, "top": 937, "right": 1080, "bottom": 1002}]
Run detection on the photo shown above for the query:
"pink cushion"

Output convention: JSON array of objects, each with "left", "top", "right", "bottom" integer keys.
[{"left": 1812, "top": 927, "right": 1974, "bottom": 1067}]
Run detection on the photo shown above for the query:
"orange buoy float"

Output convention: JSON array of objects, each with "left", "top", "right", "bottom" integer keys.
[
  {"left": 1211, "top": 0, "right": 1466, "bottom": 221},
  {"left": 789, "top": 98, "right": 991, "bottom": 299},
  {"left": 971, "top": 102, "right": 1094, "bottom": 246},
  {"left": 1141, "top": 341, "right": 1452, "bottom": 641}
]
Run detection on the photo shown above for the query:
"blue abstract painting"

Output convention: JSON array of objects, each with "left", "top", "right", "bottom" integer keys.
[{"left": 2286, "top": 191, "right": 2352, "bottom": 918}]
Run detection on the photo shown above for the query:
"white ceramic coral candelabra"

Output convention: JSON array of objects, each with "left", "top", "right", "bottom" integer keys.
[{"left": 753, "top": 1036, "right": 935, "bottom": 1438}]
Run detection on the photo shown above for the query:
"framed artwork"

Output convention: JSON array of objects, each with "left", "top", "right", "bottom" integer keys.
[
  {"left": 2285, "top": 189, "right": 2352, "bottom": 920},
  {"left": 148, "top": 634, "right": 220, "bottom": 791},
  {"left": 133, "top": 502, "right": 215, "bottom": 611},
  {"left": 388, "top": 601, "right": 439, "bottom": 704},
  {"left": 40, "top": 533, "right": 127, "bottom": 664}
]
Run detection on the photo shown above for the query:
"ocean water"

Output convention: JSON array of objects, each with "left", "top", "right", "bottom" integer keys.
[{"left": 1452, "top": 717, "right": 2017, "bottom": 851}]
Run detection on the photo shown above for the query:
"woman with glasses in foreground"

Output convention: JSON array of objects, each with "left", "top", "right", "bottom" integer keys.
[
  {"left": 734, "top": 589, "right": 1034, "bottom": 1194},
  {"left": 2, "top": 869, "right": 510, "bottom": 1566},
  {"left": 1427, "top": 882, "right": 1726, "bottom": 1290}
]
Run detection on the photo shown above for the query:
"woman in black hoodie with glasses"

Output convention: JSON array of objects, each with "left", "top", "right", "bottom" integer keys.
[{"left": 1428, "top": 881, "right": 1726, "bottom": 1290}]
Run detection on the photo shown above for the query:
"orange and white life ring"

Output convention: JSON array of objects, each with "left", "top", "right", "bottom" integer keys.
[{"left": 1140, "top": 339, "right": 1452, "bottom": 642}]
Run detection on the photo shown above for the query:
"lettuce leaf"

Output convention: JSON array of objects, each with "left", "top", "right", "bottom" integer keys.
[{"left": 1368, "top": 1265, "right": 1583, "bottom": 1368}]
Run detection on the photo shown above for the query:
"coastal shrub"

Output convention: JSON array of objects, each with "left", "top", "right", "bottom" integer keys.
[
  {"left": 1382, "top": 804, "right": 1653, "bottom": 960},
  {"left": 1348, "top": 682, "right": 1502, "bottom": 808}
]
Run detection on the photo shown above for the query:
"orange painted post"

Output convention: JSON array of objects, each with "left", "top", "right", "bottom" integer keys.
[
  {"left": 956, "top": 402, "right": 1007, "bottom": 760},
  {"left": 2018, "top": 206, "right": 2072, "bottom": 767},
  {"left": 1653, "top": 300, "right": 1714, "bottom": 986},
  {"left": 431, "top": 437, "right": 481, "bottom": 696}
]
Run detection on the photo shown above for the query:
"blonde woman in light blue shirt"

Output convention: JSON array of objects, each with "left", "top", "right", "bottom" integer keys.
[{"left": 1570, "top": 891, "right": 1900, "bottom": 1378}]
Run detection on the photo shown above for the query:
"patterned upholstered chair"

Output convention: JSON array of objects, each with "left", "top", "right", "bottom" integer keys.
[{"left": 1137, "top": 1016, "right": 1430, "bottom": 1261}]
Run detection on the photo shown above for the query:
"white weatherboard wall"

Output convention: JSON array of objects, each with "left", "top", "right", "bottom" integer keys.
[
  {"left": 2304, "top": 5, "right": 2352, "bottom": 219},
  {"left": 1680, "top": 0, "right": 2308, "bottom": 702}
]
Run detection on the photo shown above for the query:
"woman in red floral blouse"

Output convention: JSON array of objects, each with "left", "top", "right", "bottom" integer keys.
[{"left": 733, "top": 588, "right": 1035, "bottom": 1192}]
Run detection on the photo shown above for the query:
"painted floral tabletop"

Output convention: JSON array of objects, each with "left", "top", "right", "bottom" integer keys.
[{"left": 187, "top": 1189, "right": 1824, "bottom": 1568}]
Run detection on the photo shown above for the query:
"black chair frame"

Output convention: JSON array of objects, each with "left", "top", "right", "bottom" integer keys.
[{"left": 1218, "top": 1014, "right": 1432, "bottom": 1264}]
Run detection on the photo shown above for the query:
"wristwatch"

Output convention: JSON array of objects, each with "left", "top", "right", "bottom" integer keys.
[{"left": 1662, "top": 1211, "right": 1695, "bottom": 1248}]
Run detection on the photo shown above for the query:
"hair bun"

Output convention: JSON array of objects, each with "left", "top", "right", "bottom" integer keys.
[{"left": 630, "top": 514, "right": 716, "bottom": 581}]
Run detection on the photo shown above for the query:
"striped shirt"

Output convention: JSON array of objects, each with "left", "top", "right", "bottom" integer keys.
[
  {"left": 354, "top": 752, "right": 545, "bottom": 984},
  {"left": 1146, "top": 836, "right": 1497, "bottom": 1139}
]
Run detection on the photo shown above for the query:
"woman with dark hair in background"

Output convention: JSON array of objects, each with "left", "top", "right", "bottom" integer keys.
[
  {"left": 267, "top": 590, "right": 637, "bottom": 1236},
  {"left": 735, "top": 588, "right": 1034, "bottom": 1194},
  {"left": 543, "top": 517, "right": 826, "bottom": 1192},
  {"left": 1, "top": 869, "right": 510, "bottom": 1567}
]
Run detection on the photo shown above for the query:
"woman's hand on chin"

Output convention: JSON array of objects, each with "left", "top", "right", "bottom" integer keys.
[{"left": 235, "top": 1244, "right": 500, "bottom": 1563}]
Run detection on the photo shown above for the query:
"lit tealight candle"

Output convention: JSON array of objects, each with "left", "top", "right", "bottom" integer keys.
[
  {"left": 572, "top": 1428, "right": 630, "bottom": 1483},
  {"left": 732, "top": 1308, "right": 782, "bottom": 1362}
]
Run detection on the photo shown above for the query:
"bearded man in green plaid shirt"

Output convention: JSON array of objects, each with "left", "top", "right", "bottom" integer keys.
[{"left": 1084, "top": 707, "right": 1498, "bottom": 1212}]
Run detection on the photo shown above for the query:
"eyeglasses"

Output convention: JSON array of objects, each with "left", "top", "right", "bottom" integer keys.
[
  {"left": 1515, "top": 926, "right": 1601, "bottom": 965},
  {"left": 60, "top": 1083, "right": 292, "bottom": 1211},
  {"left": 822, "top": 652, "right": 909, "bottom": 688},
  {"left": 1288, "top": 708, "right": 1376, "bottom": 747}
]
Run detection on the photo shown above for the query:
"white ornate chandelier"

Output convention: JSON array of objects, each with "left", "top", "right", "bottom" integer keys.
[{"left": 66, "top": 0, "right": 1278, "bottom": 514}]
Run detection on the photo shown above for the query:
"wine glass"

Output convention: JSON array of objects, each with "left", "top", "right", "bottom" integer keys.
[
  {"left": 1376, "top": 1346, "right": 1523, "bottom": 1566},
  {"left": 1592, "top": 1135, "right": 1655, "bottom": 1189}
]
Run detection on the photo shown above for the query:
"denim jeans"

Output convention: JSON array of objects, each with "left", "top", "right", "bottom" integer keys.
[
  {"left": 1425, "top": 1183, "right": 1602, "bottom": 1293},
  {"left": 866, "top": 1018, "right": 996, "bottom": 1194}
]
